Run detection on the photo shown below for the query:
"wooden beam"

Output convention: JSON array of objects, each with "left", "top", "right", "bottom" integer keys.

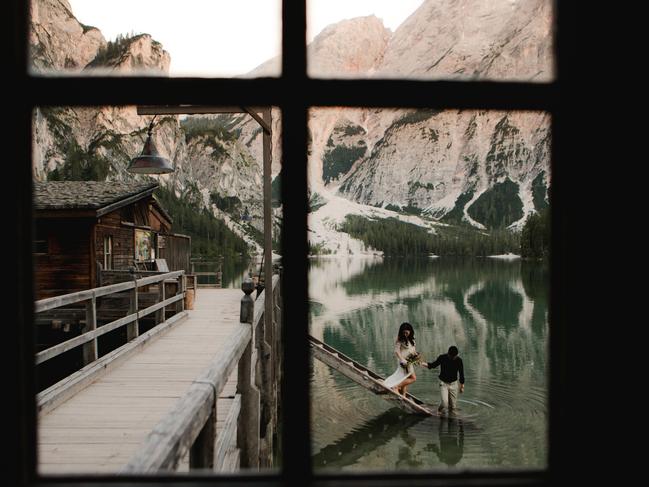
[
  {"left": 36, "top": 310, "right": 140, "bottom": 365},
  {"left": 36, "top": 328, "right": 95, "bottom": 365},
  {"left": 242, "top": 106, "right": 271, "bottom": 134},
  {"left": 35, "top": 281, "right": 134, "bottom": 313},
  {"left": 138, "top": 294, "right": 184, "bottom": 319},
  {"left": 137, "top": 104, "right": 271, "bottom": 133},
  {"left": 136, "top": 270, "right": 184, "bottom": 287},
  {"left": 137, "top": 105, "right": 266, "bottom": 115}
]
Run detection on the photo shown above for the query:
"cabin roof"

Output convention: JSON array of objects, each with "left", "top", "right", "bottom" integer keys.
[{"left": 34, "top": 181, "right": 159, "bottom": 217}]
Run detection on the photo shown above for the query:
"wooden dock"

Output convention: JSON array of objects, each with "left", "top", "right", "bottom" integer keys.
[{"left": 37, "top": 276, "right": 281, "bottom": 475}]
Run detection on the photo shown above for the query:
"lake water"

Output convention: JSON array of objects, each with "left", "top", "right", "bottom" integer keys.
[{"left": 309, "top": 256, "right": 548, "bottom": 471}]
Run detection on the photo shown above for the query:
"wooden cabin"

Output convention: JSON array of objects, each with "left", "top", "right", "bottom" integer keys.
[{"left": 33, "top": 181, "right": 190, "bottom": 300}]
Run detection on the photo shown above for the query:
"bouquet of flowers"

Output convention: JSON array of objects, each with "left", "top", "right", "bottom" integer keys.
[{"left": 401, "top": 352, "right": 422, "bottom": 369}]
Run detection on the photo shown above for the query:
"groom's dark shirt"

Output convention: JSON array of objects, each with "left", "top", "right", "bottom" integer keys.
[{"left": 427, "top": 354, "right": 465, "bottom": 384}]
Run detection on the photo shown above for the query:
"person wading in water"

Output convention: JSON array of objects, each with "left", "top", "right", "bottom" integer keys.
[{"left": 422, "top": 346, "right": 465, "bottom": 416}]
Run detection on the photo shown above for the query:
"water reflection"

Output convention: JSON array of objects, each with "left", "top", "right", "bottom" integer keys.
[
  {"left": 426, "top": 419, "right": 465, "bottom": 467},
  {"left": 309, "top": 256, "right": 548, "bottom": 469},
  {"left": 312, "top": 409, "right": 424, "bottom": 469}
]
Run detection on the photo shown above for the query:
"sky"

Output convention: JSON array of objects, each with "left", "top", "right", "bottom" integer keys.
[{"left": 67, "top": 0, "right": 425, "bottom": 77}]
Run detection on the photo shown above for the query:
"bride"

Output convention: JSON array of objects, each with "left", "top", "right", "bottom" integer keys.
[{"left": 384, "top": 322, "right": 420, "bottom": 396}]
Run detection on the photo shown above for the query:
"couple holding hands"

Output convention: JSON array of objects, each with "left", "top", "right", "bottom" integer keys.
[{"left": 384, "top": 322, "right": 465, "bottom": 416}]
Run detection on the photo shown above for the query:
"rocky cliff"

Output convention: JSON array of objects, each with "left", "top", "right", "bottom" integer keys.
[{"left": 303, "top": 0, "right": 552, "bottom": 238}]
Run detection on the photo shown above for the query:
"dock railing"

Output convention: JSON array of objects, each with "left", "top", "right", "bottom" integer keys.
[
  {"left": 122, "top": 273, "right": 281, "bottom": 473},
  {"left": 191, "top": 258, "right": 223, "bottom": 288},
  {"left": 35, "top": 270, "right": 187, "bottom": 414}
]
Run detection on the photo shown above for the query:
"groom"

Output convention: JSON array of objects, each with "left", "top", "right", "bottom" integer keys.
[{"left": 422, "top": 346, "right": 465, "bottom": 416}]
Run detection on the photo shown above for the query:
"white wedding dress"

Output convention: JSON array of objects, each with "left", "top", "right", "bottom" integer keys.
[{"left": 383, "top": 339, "right": 417, "bottom": 390}]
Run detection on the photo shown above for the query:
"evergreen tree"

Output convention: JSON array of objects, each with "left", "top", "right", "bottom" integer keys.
[
  {"left": 155, "top": 186, "right": 251, "bottom": 260},
  {"left": 520, "top": 208, "right": 550, "bottom": 259}
]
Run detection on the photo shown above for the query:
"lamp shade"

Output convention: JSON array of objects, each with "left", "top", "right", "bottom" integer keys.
[{"left": 127, "top": 133, "right": 174, "bottom": 174}]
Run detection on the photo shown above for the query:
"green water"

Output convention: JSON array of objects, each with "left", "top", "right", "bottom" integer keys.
[{"left": 309, "top": 256, "right": 548, "bottom": 471}]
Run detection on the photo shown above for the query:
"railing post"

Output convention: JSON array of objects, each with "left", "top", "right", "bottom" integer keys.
[
  {"left": 82, "top": 295, "right": 98, "bottom": 365},
  {"left": 127, "top": 276, "right": 139, "bottom": 341},
  {"left": 237, "top": 278, "right": 260, "bottom": 469},
  {"left": 258, "top": 292, "right": 273, "bottom": 468},
  {"left": 179, "top": 274, "right": 185, "bottom": 313},
  {"left": 271, "top": 277, "right": 282, "bottom": 459},
  {"left": 190, "top": 396, "right": 217, "bottom": 470},
  {"left": 156, "top": 278, "right": 166, "bottom": 325},
  {"left": 240, "top": 278, "right": 254, "bottom": 324}
]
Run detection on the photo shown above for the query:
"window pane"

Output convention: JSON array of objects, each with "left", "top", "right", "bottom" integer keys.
[
  {"left": 33, "top": 104, "right": 282, "bottom": 475},
  {"left": 308, "top": 107, "right": 550, "bottom": 471},
  {"left": 307, "top": 0, "right": 553, "bottom": 81},
  {"left": 30, "top": 0, "right": 281, "bottom": 77}
]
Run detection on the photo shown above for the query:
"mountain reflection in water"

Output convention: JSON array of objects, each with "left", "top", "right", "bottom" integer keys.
[{"left": 309, "top": 256, "right": 548, "bottom": 470}]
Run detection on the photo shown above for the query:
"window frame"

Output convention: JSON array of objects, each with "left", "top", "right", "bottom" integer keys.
[
  {"left": 103, "top": 235, "right": 113, "bottom": 270},
  {"left": 10, "top": 0, "right": 574, "bottom": 485}
]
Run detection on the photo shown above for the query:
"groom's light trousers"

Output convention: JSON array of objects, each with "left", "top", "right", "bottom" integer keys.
[{"left": 438, "top": 380, "right": 458, "bottom": 412}]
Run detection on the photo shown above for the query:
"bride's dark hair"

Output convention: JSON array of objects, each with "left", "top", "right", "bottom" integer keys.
[{"left": 397, "top": 322, "right": 415, "bottom": 346}]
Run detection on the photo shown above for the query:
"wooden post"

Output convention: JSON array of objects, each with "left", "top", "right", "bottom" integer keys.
[
  {"left": 237, "top": 279, "right": 260, "bottom": 469},
  {"left": 237, "top": 340, "right": 260, "bottom": 469},
  {"left": 82, "top": 296, "right": 98, "bottom": 365},
  {"left": 260, "top": 106, "right": 274, "bottom": 468},
  {"left": 271, "top": 277, "right": 282, "bottom": 459},
  {"left": 154, "top": 278, "right": 165, "bottom": 325},
  {"left": 240, "top": 279, "right": 255, "bottom": 324},
  {"left": 127, "top": 277, "right": 139, "bottom": 341},
  {"left": 190, "top": 397, "right": 217, "bottom": 470},
  {"left": 180, "top": 274, "right": 185, "bottom": 313}
]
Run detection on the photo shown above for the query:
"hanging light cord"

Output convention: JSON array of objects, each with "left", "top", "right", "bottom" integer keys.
[{"left": 148, "top": 115, "right": 158, "bottom": 136}]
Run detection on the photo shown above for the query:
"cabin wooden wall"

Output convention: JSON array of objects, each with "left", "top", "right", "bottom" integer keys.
[
  {"left": 95, "top": 210, "right": 135, "bottom": 271},
  {"left": 34, "top": 219, "right": 93, "bottom": 300},
  {"left": 158, "top": 234, "right": 191, "bottom": 272},
  {"left": 35, "top": 195, "right": 181, "bottom": 299},
  {"left": 149, "top": 204, "right": 171, "bottom": 234}
]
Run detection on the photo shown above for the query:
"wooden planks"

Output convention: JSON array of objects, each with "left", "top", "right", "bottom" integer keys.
[
  {"left": 308, "top": 335, "right": 434, "bottom": 417},
  {"left": 38, "top": 288, "right": 244, "bottom": 475}
]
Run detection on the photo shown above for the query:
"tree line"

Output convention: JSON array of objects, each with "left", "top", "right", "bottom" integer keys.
[
  {"left": 338, "top": 215, "right": 522, "bottom": 257},
  {"left": 155, "top": 186, "right": 251, "bottom": 260}
]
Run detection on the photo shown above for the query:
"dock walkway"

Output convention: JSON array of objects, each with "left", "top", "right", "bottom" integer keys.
[{"left": 38, "top": 288, "right": 242, "bottom": 474}]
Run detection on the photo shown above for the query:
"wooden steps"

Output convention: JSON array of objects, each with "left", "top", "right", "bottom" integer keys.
[{"left": 308, "top": 335, "right": 433, "bottom": 416}]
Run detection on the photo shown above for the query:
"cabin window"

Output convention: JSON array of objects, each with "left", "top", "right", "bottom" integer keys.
[
  {"left": 135, "top": 229, "right": 155, "bottom": 262},
  {"left": 103, "top": 235, "right": 113, "bottom": 270}
]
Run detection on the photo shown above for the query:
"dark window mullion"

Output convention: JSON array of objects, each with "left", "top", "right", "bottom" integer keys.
[
  {"left": 25, "top": 77, "right": 285, "bottom": 107},
  {"left": 280, "top": 0, "right": 311, "bottom": 483},
  {"left": 303, "top": 79, "right": 557, "bottom": 111},
  {"left": 25, "top": 77, "right": 554, "bottom": 111}
]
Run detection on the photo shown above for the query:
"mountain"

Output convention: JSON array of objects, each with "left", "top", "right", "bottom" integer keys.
[
  {"left": 302, "top": 0, "right": 551, "bottom": 249},
  {"left": 377, "top": 0, "right": 553, "bottom": 81},
  {"left": 30, "top": 0, "right": 552, "bottom": 256},
  {"left": 30, "top": 0, "right": 106, "bottom": 71}
]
